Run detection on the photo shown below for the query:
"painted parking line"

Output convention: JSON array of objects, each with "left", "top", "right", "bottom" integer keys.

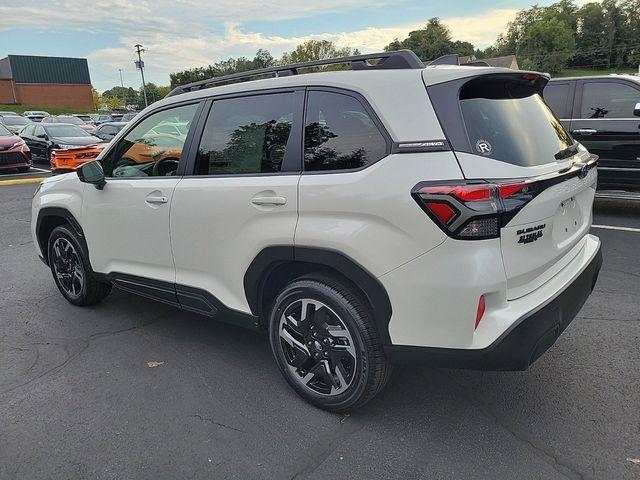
[
  {"left": 0, "top": 168, "right": 50, "bottom": 178},
  {"left": 592, "top": 224, "right": 640, "bottom": 233},
  {"left": 0, "top": 177, "right": 46, "bottom": 186}
]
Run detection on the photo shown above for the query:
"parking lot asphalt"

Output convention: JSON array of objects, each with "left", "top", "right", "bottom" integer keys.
[{"left": 1, "top": 181, "right": 638, "bottom": 480}]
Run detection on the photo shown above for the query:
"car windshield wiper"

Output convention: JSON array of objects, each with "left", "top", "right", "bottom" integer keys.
[{"left": 554, "top": 142, "right": 579, "bottom": 161}]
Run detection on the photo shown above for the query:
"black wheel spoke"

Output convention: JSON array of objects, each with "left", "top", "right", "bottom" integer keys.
[
  {"left": 51, "top": 238, "right": 84, "bottom": 299},
  {"left": 278, "top": 298, "right": 357, "bottom": 396}
]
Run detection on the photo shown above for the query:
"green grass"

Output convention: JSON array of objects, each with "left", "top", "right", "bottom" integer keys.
[
  {"left": 557, "top": 68, "right": 638, "bottom": 77},
  {"left": 0, "top": 104, "right": 96, "bottom": 115}
]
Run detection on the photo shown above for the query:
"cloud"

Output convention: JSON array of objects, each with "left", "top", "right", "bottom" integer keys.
[{"left": 0, "top": 0, "right": 522, "bottom": 90}]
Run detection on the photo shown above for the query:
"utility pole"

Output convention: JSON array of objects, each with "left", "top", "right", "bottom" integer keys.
[
  {"left": 134, "top": 44, "right": 148, "bottom": 107},
  {"left": 118, "top": 68, "right": 125, "bottom": 107}
]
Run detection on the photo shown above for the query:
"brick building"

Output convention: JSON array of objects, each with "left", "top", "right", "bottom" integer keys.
[{"left": 0, "top": 55, "right": 93, "bottom": 109}]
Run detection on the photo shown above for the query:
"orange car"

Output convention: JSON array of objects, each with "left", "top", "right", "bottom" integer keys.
[
  {"left": 50, "top": 144, "right": 107, "bottom": 172},
  {"left": 120, "top": 134, "right": 184, "bottom": 165}
]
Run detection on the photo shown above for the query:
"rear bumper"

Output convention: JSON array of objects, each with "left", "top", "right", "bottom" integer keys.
[{"left": 385, "top": 243, "right": 602, "bottom": 370}]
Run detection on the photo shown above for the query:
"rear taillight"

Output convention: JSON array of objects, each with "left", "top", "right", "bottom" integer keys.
[{"left": 412, "top": 179, "right": 539, "bottom": 240}]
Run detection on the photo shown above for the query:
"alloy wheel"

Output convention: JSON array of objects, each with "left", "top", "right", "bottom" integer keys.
[
  {"left": 51, "top": 237, "right": 84, "bottom": 298},
  {"left": 278, "top": 299, "right": 357, "bottom": 396}
]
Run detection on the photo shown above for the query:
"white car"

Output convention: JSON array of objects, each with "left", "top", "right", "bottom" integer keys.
[{"left": 32, "top": 50, "right": 602, "bottom": 411}]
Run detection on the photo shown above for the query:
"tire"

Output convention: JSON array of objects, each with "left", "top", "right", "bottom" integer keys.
[
  {"left": 268, "top": 273, "right": 391, "bottom": 412},
  {"left": 47, "top": 224, "right": 111, "bottom": 306}
]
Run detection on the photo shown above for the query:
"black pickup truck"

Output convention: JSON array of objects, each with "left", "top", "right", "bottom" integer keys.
[{"left": 545, "top": 75, "right": 640, "bottom": 192}]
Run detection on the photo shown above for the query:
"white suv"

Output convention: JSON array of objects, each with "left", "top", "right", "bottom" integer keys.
[{"left": 32, "top": 50, "right": 602, "bottom": 411}]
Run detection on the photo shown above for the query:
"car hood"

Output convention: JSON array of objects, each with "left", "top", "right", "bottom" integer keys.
[
  {"left": 51, "top": 136, "right": 101, "bottom": 146},
  {"left": 0, "top": 134, "right": 21, "bottom": 147}
]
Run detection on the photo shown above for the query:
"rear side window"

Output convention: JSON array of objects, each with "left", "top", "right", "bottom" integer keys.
[
  {"left": 195, "top": 93, "right": 295, "bottom": 175},
  {"left": 304, "top": 91, "right": 387, "bottom": 172},
  {"left": 580, "top": 81, "right": 640, "bottom": 118},
  {"left": 543, "top": 83, "right": 571, "bottom": 118},
  {"left": 458, "top": 76, "right": 573, "bottom": 167}
]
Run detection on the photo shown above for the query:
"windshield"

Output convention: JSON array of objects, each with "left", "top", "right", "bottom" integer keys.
[
  {"left": 0, "top": 124, "right": 12, "bottom": 136},
  {"left": 56, "top": 116, "right": 83, "bottom": 125},
  {"left": 45, "top": 125, "right": 91, "bottom": 137},
  {"left": 459, "top": 77, "right": 574, "bottom": 167},
  {"left": 3, "top": 116, "right": 30, "bottom": 125}
]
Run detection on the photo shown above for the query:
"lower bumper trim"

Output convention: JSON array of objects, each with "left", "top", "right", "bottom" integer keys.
[{"left": 384, "top": 244, "right": 603, "bottom": 371}]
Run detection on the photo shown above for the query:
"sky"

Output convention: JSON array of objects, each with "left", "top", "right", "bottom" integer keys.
[{"left": 0, "top": 0, "right": 593, "bottom": 92}]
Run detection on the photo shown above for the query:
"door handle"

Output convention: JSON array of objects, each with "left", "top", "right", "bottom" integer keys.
[
  {"left": 572, "top": 128, "right": 597, "bottom": 135},
  {"left": 251, "top": 196, "right": 287, "bottom": 206},
  {"left": 146, "top": 195, "right": 168, "bottom": 204}
]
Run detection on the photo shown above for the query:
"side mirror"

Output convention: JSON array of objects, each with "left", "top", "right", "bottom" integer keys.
[
  {"left": 77, "top": 160, "right": 106, "bottom": 190},
  {"left": 634, "top": 102, "right": 640, "bottom": 117}
]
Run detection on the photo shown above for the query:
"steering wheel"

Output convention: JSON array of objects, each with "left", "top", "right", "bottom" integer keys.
[{"left": 152, "top": 157, "right": 179, "bottom": 176}]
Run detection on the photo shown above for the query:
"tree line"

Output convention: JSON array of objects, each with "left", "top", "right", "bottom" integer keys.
[
  {"left": 94, "top": 83, "right": 171, "bottom": 110},
  {"left": 99, "top": 0, "right": 640, "bottom": 103}
]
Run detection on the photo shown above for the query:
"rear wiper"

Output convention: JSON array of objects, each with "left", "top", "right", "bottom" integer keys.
[{"left": 554, "top": 142, "right": 579, "bottom": 161}]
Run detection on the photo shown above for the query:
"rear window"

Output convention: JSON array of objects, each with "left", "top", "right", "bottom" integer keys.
[
  {"left": 459, "top": 76, "right": 573, "bottom": 167},
  {"left": 45, "top": 125, "right": 90, "bottom": 137}
]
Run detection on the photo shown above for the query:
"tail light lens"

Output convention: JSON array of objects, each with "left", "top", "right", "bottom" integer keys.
[
  {"left": 412, "top": 180, "right": 540, "bottom": 240},
  {"left": 475, "top": 295, "right": 486, "bottom": 329}
]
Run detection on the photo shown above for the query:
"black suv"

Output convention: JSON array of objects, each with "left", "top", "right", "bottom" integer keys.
[{"left": 545, "top": 75, "right": 640, "bottom": 191}]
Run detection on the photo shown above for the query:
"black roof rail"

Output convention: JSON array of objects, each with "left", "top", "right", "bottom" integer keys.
[{"left": 166, "top": 49, "right": 424, "bottom": 98}]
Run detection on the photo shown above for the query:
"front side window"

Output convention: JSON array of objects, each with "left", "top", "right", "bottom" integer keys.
[
  {"left": 304, "top": 91, "right": 387, "bottom": 172},
  {"left": 580, "top": 81, "right": 640, "bottom": 118},
  {"left": 195, "top": 93, "right": 294, "bottom": 175},
  {"left": 101, "top": 103, "right": 198, "bottom": 178}
]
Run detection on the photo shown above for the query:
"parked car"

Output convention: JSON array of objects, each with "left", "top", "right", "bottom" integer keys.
[
  {"left": 545, "top": 75, "right": 640, "bottom": 191},
  {"left": 0, "top": 110, "right": 18, "bottom": 116},
  {"left": 93, "top": 122, "right": 127, "bottom": 142},
  {"left": 42, "top": 115, "right": 96, "bottom": 133},
  {"left": 92, "top": 114, "right": 115, "bottom": 125},
  {"left": 0, "top": 114, "right": 33, "bottom": 134},
  {"left": 0, "top": 123, "right": 31, "bottom": 172},
  {"left": 23, "top": 110, "right": 50, "bottom": 122},
  {"left": 72, "top": 114, "right": 94, "bottom": 123},
  {"left": 32, "top": 50, "right": 602, "bottom": 411},
  {"left": 120, "top": 112, "right": 139, "bottom": 122},
  {"left": 20, "top": 123, "right": 101, "bottom": 163},
  {"left": 50, "top": 144, "right": 106, "bottom": 173}
]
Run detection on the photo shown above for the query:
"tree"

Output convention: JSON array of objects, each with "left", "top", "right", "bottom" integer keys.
[
  {"left": 103, "top": 86, "right": 139, "bottom": 106},
  {"left": 169, "top": 50, "right": 277, "bottom": 88},
  {"left": 384, "top": 18, "right": 472, "bottom": 62},
  {"left": 573, "top": 2, "right": 610, "bottom": 68},
  {"left": 280, "top": 40, "right": 359, "bottom": 64},
  {"left": 518, "top": 16, "right": 576, "bottom": 73}
]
